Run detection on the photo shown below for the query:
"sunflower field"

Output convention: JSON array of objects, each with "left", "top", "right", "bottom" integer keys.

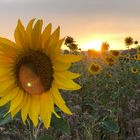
[{"left": 0, "top": 20, "right": 140, "bottom": 140}]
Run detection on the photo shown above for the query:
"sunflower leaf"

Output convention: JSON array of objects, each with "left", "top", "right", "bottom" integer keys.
[
  {"left": 37, "top": 135, "right": 53, "bottom": 140},
  {"left": 0, "top": 114, "right": 12, "bottom": 126},
  {"left": 51, "top": 116, "right": 70, "bottom": 134},
  {"left": 99, "top": 119, "right": 119, "bottom": 134}
]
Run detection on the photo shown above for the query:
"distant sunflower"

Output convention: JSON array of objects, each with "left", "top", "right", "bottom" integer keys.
[
  {"left": 0, "top": 19, "right": 82, "bottom": 128},
  {"left": 110, "top": 50, "right": 120, "bottom": 58},
  {"left": 137, "top": 45, "right": 140, "bottom": 53},
  {"left": 134, "top": 54, "right": 140, "bottom": 61},
  {"left": 104, "top": 55, "right": 116, "bottom": 66},
  {"left": 134, "top": 40, "right": 138, "bottom": 45},
  {"left": 88, "top": 62, "right": 102, "bottom": 75},
  {"left": 101, "top": 42, "right": 110, "bottom": 53},
  {"left": 124, "top": 37, "right": 133, "bottom": 46},
  {"left": 131, "top": 67, "right": 138, "bottom": 74}
]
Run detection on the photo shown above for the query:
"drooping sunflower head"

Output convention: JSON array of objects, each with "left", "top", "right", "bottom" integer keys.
[
  {"left": 124, "top": 36, "right": 133, "bottom": 46},
  {"left": 131, "top": 67, "right": 138, "bottom": 74},
  {"left": 88, "top": 62, "right": 102, "bottom": 75},
  {"left": 101, "top": 42, "right": 110, "bottom": 53},
  {"left": 0, "top": 19, "right": 82, "bottom": 128},
  {"left": 110, "top": 50, "right": 120, "bottom": 58}
]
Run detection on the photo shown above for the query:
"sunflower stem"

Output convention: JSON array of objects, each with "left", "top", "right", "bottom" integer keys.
[
  {"left": 27, "top": 119, "right": 36, "bottom": 140},
  {"left": 34, "top": 120, "right": 43, "bottom": 139}
]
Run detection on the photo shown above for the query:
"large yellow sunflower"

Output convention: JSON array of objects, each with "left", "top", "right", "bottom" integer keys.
[{"left": 0, "top": 19, "right": 82, "bottom": 128}]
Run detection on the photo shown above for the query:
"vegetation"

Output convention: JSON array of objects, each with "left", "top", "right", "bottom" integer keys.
[{"left": 0, "top": 36, "right": 140, "bottom": 140}]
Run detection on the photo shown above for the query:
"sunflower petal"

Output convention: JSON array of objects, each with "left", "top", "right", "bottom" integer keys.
[
  {"left": 31, "top": 20, "right": 43, "bottom": 49},
  {"left": 21, "top": 94, "right": 30, "bottom": 124},
  {"left": 42, "top": 23, "right": 52, "bottom": 47},
  {"left": 0, "top": 87, "right": 19, "bottom": 106},
  {"left": 0, "top": 78, "right": 15, "bottom": 95},
  {"left": 54, "top": 77, "right": 81, "bottom": 90},
  {"left": 56, "top": 54, "right": 82, "bottom": 63},
  {"left": 54, "top": 71, "right": 80, "bottom": 79},
  {"left": 40, "top": 92, "right": 53, "bottom": 128},
  {"left": 49, "top": 26, "right": 60, "bottom": 46},
  {"left": 29, "top": 95, "right": 40, "bottom": 127},
  {"left": 47, "top": 38, "right": 64, "bottom": 59},
  {"left": 51, "top": 86, "right": 65, "bottom": 104},
  {"left": 53, "top": 61, "right": 71, "bottom": 71},
  {"left": 26, "top": 18, "right": 35, "bottom": 37},
  {"left": 0, "top": 37, "right": 16, "bottom": 48},
  {"left": 8, "top": 90, "right": 24, "bottom": 112},
  {"left": 10, "top": 92, "right": 27, "bottom": 118},
  {"left": 51, "top": 87, "right": 72, "bottom": 115},
  {"left": 14, "top": 19, "right": 28, "bottom": 47}
]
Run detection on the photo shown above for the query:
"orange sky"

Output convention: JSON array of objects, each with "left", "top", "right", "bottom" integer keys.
[{"left": 0, "top": 0, "right": 140, "bottom": 51}]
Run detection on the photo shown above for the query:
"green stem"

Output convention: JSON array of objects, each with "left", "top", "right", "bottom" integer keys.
[{"left": 27, "top": 119, "right": 35, "bottom": 140}]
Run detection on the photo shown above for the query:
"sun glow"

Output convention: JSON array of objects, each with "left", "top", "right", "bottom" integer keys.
[{"left": 80, "top": 40, "right": 102, "bottom": 51}]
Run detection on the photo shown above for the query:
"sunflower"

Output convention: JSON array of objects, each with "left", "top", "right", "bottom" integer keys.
[
  {"left": 110, "top": 50, "right": 120, "bottom": 58},
  {"left": 131, "top": 67, "right": 138, "bottom": 74},
  {"left": 134, "top": 54, "right": 140, "bottom": 61},
  {"left": 88, "top": 62, "right": 102, "bottom": 75},
  {"left": 101, "top": 42, "right": 110, "bottom": 53},
  {"left": 134, "top": 40, "right": 138, "bottom": 45},
  {"left": 137, "top": 45, "right": 140, "bottom": 53},
  {"left": 124, "top": 36, "right": 133, "bottom": 46},
  {"left": 104, "top": 55, "right": 116, "bottom": 66},
  {"left": 0, "top": 19, "right": 82, "bottom": 128}
]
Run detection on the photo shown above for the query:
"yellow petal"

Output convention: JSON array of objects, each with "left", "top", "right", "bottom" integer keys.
[
  {"left": 54, "top": 71, "right": 80, "bottom": 80},
  {"left": 14, "top": 19, "right": 28, "bottom": 48},
  {"left": 8, "top": 90, "right": 24, "bottom": 112},
  {"left": 56, "top": 38, "right": 64, "bottom": 50},
  {"left": 31, "top": 20, "right": 43, "bottom": 49},
  {"left": 54, "top": 77, "right": 81, "bottom": 90},
  {"left": 40, "top": 92, "right": 53, "bottom": 128},
  {"left": 0, "top": 78, "right": 15, "bottom": 96},
  {"left": 56, "top": 54, "right": 82, "bottom": 63},
  {"left": 53, "top": 61, "right": 71, "bottom": 71},
  {"left": 49, "top": 26, "right": 60, "bottom": 46},
  {"left": 0, "top": 87, "right": 19, "bottom": 106},
  {"left": 55, "top": 101, "right": 72, "bottom": 115},
  {"left": 29, "top": 95, "right": 40, "bottom": 127},
  {"left": 42, "top": 23, "right": 52, "bottom": 47},
  {"left": 21, "top": 94, "right": 30, "bottom": 124},
  {"left": 0, "top": 40, "right": 17, "bottom": 59},
  {"left": 26, "top": 18, "right": 35, "bottom": 37},
  {"left": 53, "top": 110, "right": 61, "bottom": 118},
  {"left": 51, "top": 87, "right": 72, "bottom": 115},
  {"left": 51, "top": 86, "right": 65, "bottom": 104},
  {"left": 47, "top": 38, "right": 64, "bottom": 59},
  {"left": 11, "top": 92, "right": 27, "bottom": 118},
  {"left": 0, "top": 37, "right": 16, "bottom": 48}
]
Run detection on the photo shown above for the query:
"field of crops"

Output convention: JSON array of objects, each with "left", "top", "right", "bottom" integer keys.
[{"left": 0, "top": 36, "right": 140, "bottom": 140}]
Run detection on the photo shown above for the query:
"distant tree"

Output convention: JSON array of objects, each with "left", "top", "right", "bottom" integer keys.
[{"left": 64, "top": 36, "right": 80, "bottom": 54}]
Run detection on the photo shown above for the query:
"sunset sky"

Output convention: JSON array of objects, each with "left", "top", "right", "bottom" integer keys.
[{"left": 0, "top": 0, "right": 139, "bottom": 50}]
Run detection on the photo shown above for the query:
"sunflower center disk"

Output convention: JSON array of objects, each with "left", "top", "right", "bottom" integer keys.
[{"left": 16, "top": 50, "right": 54, "bottom": 95}]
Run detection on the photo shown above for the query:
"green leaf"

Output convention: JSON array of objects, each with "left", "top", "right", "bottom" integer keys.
[
  {"left": 51, "top": 116, "right": 70, "bottom": 134},
  {"left": 0, "top": 104, "right": 9, "bottom": 116},
  {"left": 99, "top": 119, "right": 119, "bottom": 134},
  {"left": 0, "top": 114, "right": 12, "bottom": 126},
  {"left": 37, "top": 135, "right": 53, "bottom": 140}
]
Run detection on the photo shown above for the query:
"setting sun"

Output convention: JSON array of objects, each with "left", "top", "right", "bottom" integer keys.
[{"left": 80, "top": 40, "right": 102, "bottom": 51}]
